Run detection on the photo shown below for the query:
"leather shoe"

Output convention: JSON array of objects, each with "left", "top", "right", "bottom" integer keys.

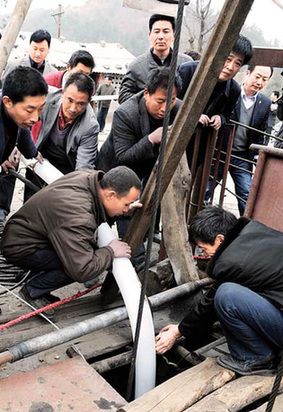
[
  {"left": 19, "top": 285, "right": 58, "bottom": 318},
  {"left": 217, "top": 354, "right": 276, "bottom": 376}
]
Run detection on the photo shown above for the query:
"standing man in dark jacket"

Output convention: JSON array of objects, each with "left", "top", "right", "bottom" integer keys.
[
  {"left": 96, "top": 75, "right": 116, "bottom": 132},
  {"left": 0, "top": 66, "right": 47, "bottom": 220},
  {"left": 118, "top": 13, "right": 191, "bottom": 104},
  {"left": 206, "top": 65, "right": 272, "bottom": 215},
  {"left": 97, "top": 67, "right": 182, "bottom": 179},
  {"left": 1, "top": 166, "right": 141, "bottom": 317},
  {"left": 178, "top": 35, "right": 254, "bottom": 169},
  {"left": 156, "top": 206, "right": 283, "bottom": 376},
  {"left": 97, "top": 67, "right": 182, "bottom": 268}
]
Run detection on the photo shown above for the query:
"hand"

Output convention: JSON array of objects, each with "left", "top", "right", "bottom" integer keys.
[
  {"left": 108, "top": 239, "right": 132, "bottom": 258},
  {"left": 128, "top": 200, "right": 143, "bottom": 211},
  {"left": 198, "top": 114, "right": 211, "bottom": 127},
  {"left": 1, "top": 159, "right": 16, "bottom": 174},
  {"left": 148, "top": 126, "right": 171, "bottom": 146},
  {"left": 8, "top": 147, "right": 21, "bottom": 166},
  {"left": 155, "top": 324, "right": 181, "bottom": 355},
  {"left": 209, "top": 115, "right": 222, "bottom": 130},
  {"left": 35, "top": 151, "right": 44, "bottom": 164}
]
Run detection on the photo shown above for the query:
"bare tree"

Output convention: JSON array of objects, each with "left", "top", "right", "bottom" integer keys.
[{"left": 183, "top": 0, "right": 216, "bottom": 53}]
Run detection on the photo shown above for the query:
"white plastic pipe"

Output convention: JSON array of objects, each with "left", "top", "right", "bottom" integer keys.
[
  {"left": 21, "top": 156, "right": 64, "bottom": 184},
  {"left": 21, "top": 157, "right": 156, "bottom": 398},
  {"left": 97, "top": 223, "right": 156, "bottom": 398}
]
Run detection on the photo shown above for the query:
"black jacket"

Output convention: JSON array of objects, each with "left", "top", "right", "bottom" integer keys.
[
  {"left": 179, "top": 218, "right": 283, "bottom": 338},
  {"left": 178, "top": 61, "right": 241, "bottom": 125},
  {"left": 0, "top": 98, "right": 38, "bottom": 165},
  {"left": 97, "top": 91, "right": 181, "bottom": 179}
]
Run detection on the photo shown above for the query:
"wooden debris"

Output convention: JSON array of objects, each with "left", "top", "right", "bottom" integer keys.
[
  {"left": 185, "top": 375, "right": 283, "bottom": 412},
  {"left": 117, "top": 358, "right": 235, "bottom": 412}
]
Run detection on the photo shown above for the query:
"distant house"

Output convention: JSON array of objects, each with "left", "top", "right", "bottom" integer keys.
[{"left": 6, "top": 32, "right": 136, "bottom": 90}]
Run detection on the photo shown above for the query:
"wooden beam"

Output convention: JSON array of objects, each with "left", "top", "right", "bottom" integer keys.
[
  {"left": 0, "top": 0, "right": 33, "bottom": 76},
  {"left": 251, "top": 47, "right": 283, "bottom": 68},
  {"left": 125, "top": 0, "right": 255, "bottom": 253},
  {"left": 162, "top": 154, "right": 199, "bottom": 284}
]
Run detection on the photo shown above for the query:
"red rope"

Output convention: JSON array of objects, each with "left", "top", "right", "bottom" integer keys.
[
  {"left": 193, "top": 255, "right": 211, "bottom": 260},
  {"left": 0, "top": 282, "right": 103, "bottom": 331}
]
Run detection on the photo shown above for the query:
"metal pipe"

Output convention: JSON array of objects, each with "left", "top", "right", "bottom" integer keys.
[
  {"left": 0, "top": 277, "right": 213, "bottom": 366},
  {"left": 91, "top": 350, "right": 133, "bottom": 374}
]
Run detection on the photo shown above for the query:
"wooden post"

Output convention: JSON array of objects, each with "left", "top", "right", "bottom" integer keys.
[
  {"left": 124, "top": 0, "right": 255, "bottom": 253},
  {"left": 0, "top": 0, "right": 33, "bottom": 76},
  {"left": 162, "top": 154, "right": 199, "bottom": 284}
]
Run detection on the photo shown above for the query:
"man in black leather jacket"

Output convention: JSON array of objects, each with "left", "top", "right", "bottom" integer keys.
[{"left": 156, "top": 206, "right": 283, "bottom": 376}]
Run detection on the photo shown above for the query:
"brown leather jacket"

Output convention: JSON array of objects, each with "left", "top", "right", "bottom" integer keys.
[{"left": 1, "top": 170, "right": 114, "bottom": 283}]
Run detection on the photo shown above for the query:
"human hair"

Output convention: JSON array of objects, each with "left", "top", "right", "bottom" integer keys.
[
  {"left": 149, "top": 14, "right": 175, "bottom": 32},
  {"left": 185, "top": 49, "right": 201, "bottom": 61},
  {"left": 232, "top": 35, "right": 253, "bottom": 66},
  {"left": 247, "top": 64, "right": 273, "bottom": 78},
  {"left": 146, "top": 66, "right": 182, "bottom": 95},
  {"left": 189, "top": 206, "right": 237, "bottom": 245},
  {"left": 68, "top": 50, "right": 95, "bottom": 71},
  {"left": 272, "top": 90, "right": 280, "bottom": 98},
  {"left": 2, "top": 66, "right": 48, "bottom": 103},
  {"left": 64, "top": 72, "right": 94, "bottom": 101},
  {"left": 30, "top": 29, "right": 52, "bottom": 47},
  {"left": 105, "top": 75, "right": 113, "bottom": 81},
  {"left": 100, "top": 166, "right": 141, "bottom": 196}
]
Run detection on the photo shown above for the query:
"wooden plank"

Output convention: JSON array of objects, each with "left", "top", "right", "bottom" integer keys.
[
  {"left": 252, "top": 392, "right": 283, "bottom": 411},
  {"left": 162, "top": 154, "right": 199, "bottom": 284},
  {"left": 118, "top": 358, "right": 235, "bottom": 412},
  {"left": 0, "top": 356, "right": 126, "bottom": 411},
  {"left": 185, "top": 375, "right": 283, "bottom": 412},
  {"left": 251, "top": 47, "right": 283, "bottom": 68}
]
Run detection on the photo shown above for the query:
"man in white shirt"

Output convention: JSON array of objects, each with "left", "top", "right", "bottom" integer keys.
[{"left": 206, "top": 65, "right": 272, "bottom": 215}]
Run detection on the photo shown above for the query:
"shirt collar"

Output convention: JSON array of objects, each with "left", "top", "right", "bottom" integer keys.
[
  {"left": 29, "top": 56, "right": 45, "bottom": 73},
  {"left": 241, "top": 85, "right": 258, "bottom": 102},
  {"left": 58, "top": 105, "right": 75, "bottom": 130}
]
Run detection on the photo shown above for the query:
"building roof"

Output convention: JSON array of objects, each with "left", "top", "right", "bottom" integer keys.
[{"left": 8, "top": 31, "right": 135, "bottom": 75}]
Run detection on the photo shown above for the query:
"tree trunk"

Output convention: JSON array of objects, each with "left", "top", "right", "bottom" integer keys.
[{"left": 0, "top": 0, "right": 33, "bottom": 76}]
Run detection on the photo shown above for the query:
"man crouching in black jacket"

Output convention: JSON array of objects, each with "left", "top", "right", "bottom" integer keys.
[{"left": 156, "top": 206, "right": 283, "bottom": 376}]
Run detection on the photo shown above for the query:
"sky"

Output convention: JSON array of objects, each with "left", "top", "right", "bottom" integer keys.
[{"left": 0, "top": 0, "right": 282, "bottom": 45}]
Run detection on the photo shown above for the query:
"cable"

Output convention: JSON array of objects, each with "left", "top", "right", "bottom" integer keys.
[
  {"left": 0, "top": 271, "right": 31, "bottom": 296},
  {"left": 125, "top": 0, "right": 187, "bottom": 401}
]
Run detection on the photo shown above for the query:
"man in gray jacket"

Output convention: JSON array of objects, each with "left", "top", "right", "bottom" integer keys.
[
  {"left": 25, "top": 72, "right": 99, "bottom": 199},
  {"left": 2, "top": 29, "right": 57, "bottom": 79},
  {"left": 2, "top": 167, "right": 141, "bottom": 317},
  {"left": 118, "top": 13, "right": 191, "bottom": 104}
]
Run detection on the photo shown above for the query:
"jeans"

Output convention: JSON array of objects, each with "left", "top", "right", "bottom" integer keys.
[
  {"left": 97, "top": 107, "right": 109, "bottom": 132},
  {"left": 15, "top": 247, "right": 73, "bottom": 299},
  {"left": 214, "top": 283, "right": 283, "bottom": 361},
  {"left": 206, "top": 155, "right": 252, "bottom": 216}
]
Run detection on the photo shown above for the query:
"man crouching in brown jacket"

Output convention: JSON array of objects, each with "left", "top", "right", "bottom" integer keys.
[{"left": 1, "top": 166, "right": 141, "bottom": 317}]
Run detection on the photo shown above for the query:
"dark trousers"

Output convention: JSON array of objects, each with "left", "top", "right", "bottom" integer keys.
[
  {"left": 15, "top": 247, "right": 73, "bottom": 299},
  {"left": 0, "top": 172, "right": 17, "bottom": 214},
  {"left": 205, "top": 155, "right": 253, "bottom": 216},
  {"left": 97, "top": 107, "right": 109, "bottom": 132}
]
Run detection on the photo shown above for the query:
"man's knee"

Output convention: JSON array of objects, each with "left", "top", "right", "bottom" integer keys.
[{"left": 214, "top": 282, "right": 241, "bottom": 313}]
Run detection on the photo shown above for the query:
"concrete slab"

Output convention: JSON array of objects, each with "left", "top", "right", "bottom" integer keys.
[{"left": 0, "top": 356, "right": 126, "bottom": 411}]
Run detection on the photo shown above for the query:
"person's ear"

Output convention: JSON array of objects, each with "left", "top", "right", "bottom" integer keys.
[
  {"left": 105, "top": 189, "right": 116, "bottom": 201},
  {"left": 2, "top": 96, "right": 13, "bottom": 109},
  {"left": 66, "top": 63, "right": 71, "bottom": 72},
  {"left": 215, "top": 234, "right": 225, "bottom": 245}
]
